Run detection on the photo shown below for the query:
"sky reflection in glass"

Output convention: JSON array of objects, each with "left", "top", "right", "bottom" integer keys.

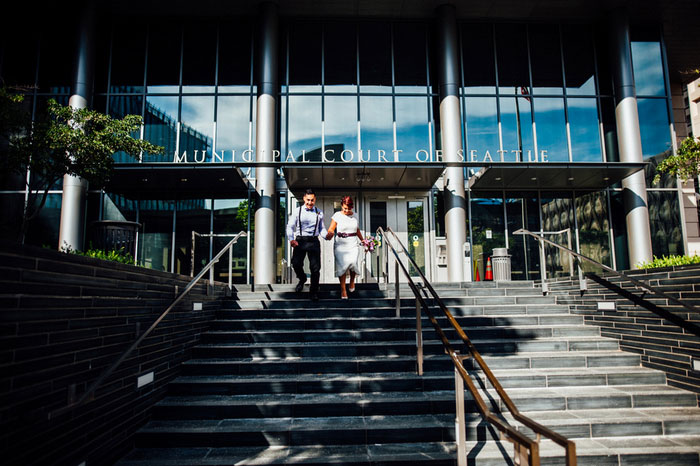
[
  {"left": 360, "top": 96, "right": 393, "bottom": 161},
  {"left": 534, "top": 98, "right": 568, "bottom": 162},
  {"left": 395, "top": 97, "right": 430, "bottom": 161},
  {"left": 568, "top": 98, "right": 602, "bottom": 162},
  {"left": 500, "top": 97, "right": 534, "bottom": 161},
  {"left": 637, "top": 98, "right": 671, "bottom": 158},
  {"left": 324, "top": 96, "right": 358, "bottom": 154},
  {"left": 216, "top": 95, "right": 252, "bottom": 162},
  {"left": 288, "top": 95, "right": 322, "bottom": 158},
  {"left": 631, "top": 42, "right": 666, "bottom": 96}
]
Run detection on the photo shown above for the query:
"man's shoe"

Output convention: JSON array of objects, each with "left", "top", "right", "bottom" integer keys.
[
  {"left": 295, "top": 280, "right": 306, "bottom": 292},
  {"left": 310, "top": 293, "right": 319, "bottom": 302}
]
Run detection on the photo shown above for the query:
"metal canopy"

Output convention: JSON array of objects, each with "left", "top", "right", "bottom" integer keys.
[
  {"left": 283, "top": 163, "right": 446, "bottom": 194},
  {"left": 467, "top": 162, "right": 647, "bottom": 191},
  {"left": 108, "top": 164, "right": 251, "bottom": 199}
]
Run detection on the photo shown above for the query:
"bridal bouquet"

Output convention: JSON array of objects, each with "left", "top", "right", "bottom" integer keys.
[{"left": 361, "top": 236, "right": 380, "bottom": 253}]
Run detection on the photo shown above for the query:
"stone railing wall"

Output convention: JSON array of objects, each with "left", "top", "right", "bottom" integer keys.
[
  {"left": 0, "top": 244, "right": 228, "bottom": 465},
  {"left": 545, "top": 264, "right": 700, "bottom": 394}
]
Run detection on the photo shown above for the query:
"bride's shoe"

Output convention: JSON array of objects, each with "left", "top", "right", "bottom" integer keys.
[
  {"left": 341, "top": 294, "right": 348, "bottom": 300},
  {"left": 348, "top": 286, "right": 356, "bottom": 293}
]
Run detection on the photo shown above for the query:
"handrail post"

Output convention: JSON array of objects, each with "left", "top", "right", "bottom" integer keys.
[
  {"left": 455, "top": 354, "right": 467, "bottom": 466},
  {"left": 539, "top": 236, "right": 548, "bottom": 294},
  {"left": 395, "top": 260, "right": 400, "bottom": 318},
  {"left": 416, "top": 296, "right": 423, "bottom": 376},
  {"left": 228, "top": 244, "right": 233, "bottom": 290},
  {"left": 190, "top": 230, "right": 196, "bottom": 278}
]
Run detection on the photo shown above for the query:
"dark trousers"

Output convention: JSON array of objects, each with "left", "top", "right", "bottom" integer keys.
[{"left": 291, "top": 236, "right": 321, "bottom": 293}]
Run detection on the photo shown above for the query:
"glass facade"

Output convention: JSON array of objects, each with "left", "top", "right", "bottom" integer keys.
[{"left": 0, "top": 13, "right": 686, "bottom": 281}]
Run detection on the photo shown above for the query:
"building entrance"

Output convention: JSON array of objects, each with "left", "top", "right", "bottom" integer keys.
[
  {"left": 310, "top": 193, "right": 431, "bottom": 284},
  {"left": 362, "top": 193, "right": 431, "bottom": 284}
]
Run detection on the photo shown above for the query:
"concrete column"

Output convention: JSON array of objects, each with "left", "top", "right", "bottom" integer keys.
[
  {"left": 609, "top": 9, "right": 653, "bottom": 268},
  {"left": 253, "top": 2, "right": 279, "bottom": 284},
  {"left": 58, "top": 2, "right": 95, "bottom": 251},
  {"left": 436, "top": 4, "right": 467, "bottom": 282}
]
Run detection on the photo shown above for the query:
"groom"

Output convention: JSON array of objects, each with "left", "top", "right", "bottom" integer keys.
[{"left": 286, "top": 188, "right": 328, "bottom": 301}]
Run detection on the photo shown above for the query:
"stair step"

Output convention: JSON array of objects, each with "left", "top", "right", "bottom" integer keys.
[
  {"left": 180, "top": 351, "right": 642, "bottom": 375},
  {"left": 192, "top": 337, "right": 621, "bottom": 359},
  {"left": 199, "top": 325, "right": 600, "bottom": 344},
  {"left": 117, "top": 437, "right": 700, "bottom": 466}
]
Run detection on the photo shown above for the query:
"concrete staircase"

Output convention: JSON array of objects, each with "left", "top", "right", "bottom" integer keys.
[{"left": 117, "top": 281, "right": 700, "bottom": 465}]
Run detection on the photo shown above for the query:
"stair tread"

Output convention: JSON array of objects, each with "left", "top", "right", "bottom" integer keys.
[{"left": 118, "top": 435, "right": 700, "bottom": 465}]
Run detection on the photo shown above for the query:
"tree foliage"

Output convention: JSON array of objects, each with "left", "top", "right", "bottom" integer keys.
[
  {"left": 653, "top": 136, "right": 700, "bottom": 184},
  {"left": 0, "top": 86, "right": 164, "bottom": 242}
]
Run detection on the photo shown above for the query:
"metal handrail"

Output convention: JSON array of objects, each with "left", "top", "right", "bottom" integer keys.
[
  {"left": 514, "top": 228, "right": 700, "bottom": 337},
  {"left": 378, "top": 227, "right": 576, "bottom": 466},
  {"left": 48, "top": 231, "right": 247, "bottom": 420}
]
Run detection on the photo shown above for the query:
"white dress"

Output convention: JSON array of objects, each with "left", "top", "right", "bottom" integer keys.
[{"left": 332, "top": 211, "right": 362, "bottom": 277}]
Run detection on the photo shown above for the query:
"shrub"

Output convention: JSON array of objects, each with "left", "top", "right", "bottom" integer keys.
[
  {"left": 637, "top": 254, "right": 700, "bottom": 269},
  {"left": 61, "top": 244, "right": 136, "bottom": 265}
]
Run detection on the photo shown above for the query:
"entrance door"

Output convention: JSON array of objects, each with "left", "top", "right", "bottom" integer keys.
[{"left": 363, "top": 194, "right": 430, "bottom": 283}]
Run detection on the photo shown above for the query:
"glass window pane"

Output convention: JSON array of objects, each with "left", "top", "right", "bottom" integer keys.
[
  {"left": 180, "top": 96, "right": 214, "bottom": 161},
  {"left": 609, "top": 190, "right": 628, "bottom": 270},
  {"left": 287, "top": 95, "right": 321, "bottom": 160},
  {"left": 1, "top": 34, "right": 37, "bottom": 89},
  {"left": 648, "top": 190, "right": 684, "bottom": 258},
  {"left": 539, "top": 194, "right": 574, "bottom": 278},
  {"left": 496, "top": 24, "right": 529, "bottom": 94},
  {"left": 562, "top": 25, "right": 596, "bottom": 95},
  {"left": 567, "top": 98, "right": 602, "bottom": 162},
  {"left": 600, "top": 97, "right": 619, "bottom": 162},
  {"left": 433, "top": 190, "right": 445, "bottom": 238},
  {"left": 138, "top": 200, "right": 174, "bottom": 272},
  {"left": 568, "top": 98, "right": 602, "bottom": 162},
  {"left": 500, "top": 96, "right": 535, "bottom": 162},
  {"left": 103, "top": 193, "right": 138, "bottom": 222},
  {"left": 0, "top": 194, "right": 24, "bottom": 243},
  {"left": 213, "top": 199, "right": 249, "bottom": 283},
  {"left": 393, "top": 22, "right": 427, "bottom": 93},
  {"left": 182, "top": 21, "right": 216, "bottom": 93},
  {"left": 144, "top": 96, "right": 179, "bottom": 162},
  {"left": 359, "top": 22, "right": 392, "bottom": 92},
  {"left": 109, "top": 95, "right": 144, "bottom": 163},
  {"left": 465, "top": 97, "right": 500, "bottom": 161},
  {"left": 631, "top": 41, "right": 665, "bottom": 96},
  {"left": 289, "top": 23, "right": 321, "bottom": 92},
  {"left": 529, "top": 25, "right": 563, "bottom": 95},
  {"left": 216, "top": 95, "right": 252, "bottom": 162},
  {"left": 25, "top": 193, "right": 62, "bottom": 248},
  {"left": 638, "top": 98, "right": 671, "bottom": 159},
  {"left": 110, "top": 20, "right": 146, "bottom": 93},
  {"left": 324, "top": 21, "right": 357, "bottom": 91},
  {"left": 576, "top": 191, "right": 611, "bottom": 270},
  {"left": 535, "top": 98, "right": 568, "bottom": 162},
  {"left": 395, "top": 96, "right": 429, "bottom": 162},
  {"left": 407, "top": 201, "right": 425, "bottom": 275},
  {"left": 146, "top": 23, "right": 181, "bottom": 93},
  {"left": 359, "top": 96, "right": 393, "bottom": 161},
  {"left": 324, "top": 95, "right": 358, "bottom": 156},
  {"left": 471, "top": 195, "right": 505, "bottom": 280},
  {"left": 38, "top": 24, "right": 74, "bottom": 94},
  {"left": 462, "top": 23, "right": 496, "bottom": 94},
  {"left": 174, "top": 199, "right": 212, "bottom": 277},
  {"left": 219, "top": 21, "right": 251, "bottom": 88},
  {"left": 506, "top": 194, "right": 540, "bottom": 281}
]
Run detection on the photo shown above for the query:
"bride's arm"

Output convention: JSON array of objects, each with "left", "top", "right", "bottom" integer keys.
[
  {"left": 356, "top": 228, "right": 364, "bottom": 242},
  {"left": 326, "top": 219, "right": 337, "bottom": 240}
]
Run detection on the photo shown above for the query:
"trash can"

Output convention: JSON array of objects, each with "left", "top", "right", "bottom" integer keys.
[
  {"left": 91, "top": 220, "right": 141, "bottom": 257},
  {"left": 491, "top": 247, "right": 511, "bottom": 281}
]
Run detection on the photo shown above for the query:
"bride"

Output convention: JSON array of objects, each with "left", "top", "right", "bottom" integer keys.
[{"left": 325, "top": 196, "right": 364, "bottom": 299}]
